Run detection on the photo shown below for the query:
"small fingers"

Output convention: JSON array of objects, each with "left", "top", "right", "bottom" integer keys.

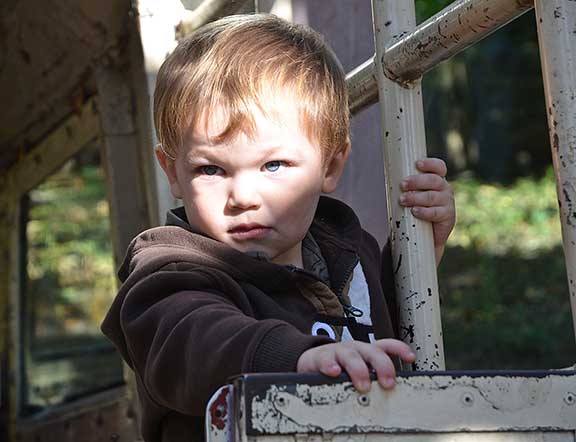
[
  {"left": 335, "top": 345, "right": 372, "bottom": 392},
  {"left": 363, "top": 351, "right": 397, "bottom": 389},
  {"left": 401, "top": 173, "right": 447, "bottom": 193},
  {"left": 415, "top": 158, "right": 447, "bottom": 177},
  {"left": 400, "top": 189, "right": 449, "bottom": 208},
  {"left": 373, "top": 339, "right": 416, "bottom": 363},
  {"left": 410, "top": 205, "right": 453, "bottom": 223},
  {"left": 316, "top": 349, "right": 342, "bottom": 377}
]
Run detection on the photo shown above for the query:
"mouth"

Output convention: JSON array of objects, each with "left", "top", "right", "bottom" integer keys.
[{"left": 228, "top": 223, "right": 272, "bottom": 240}]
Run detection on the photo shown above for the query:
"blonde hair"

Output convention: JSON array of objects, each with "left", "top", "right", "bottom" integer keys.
[{"left": 154, "top": 14, "right": 349, "bottom": 164}]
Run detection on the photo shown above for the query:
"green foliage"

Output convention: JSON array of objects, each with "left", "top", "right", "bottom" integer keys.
[
  {"left": 439, "top": 169, "right": 575, "bottom": 369},
  {"left": 26, "top": 153, "right": 117, "bottom": 341},
  {"left": 415, "top": 0, "right": 453, "bottom": 22},
  {"left": 449, "top": 168, "right": 561, "bottom": 256}
]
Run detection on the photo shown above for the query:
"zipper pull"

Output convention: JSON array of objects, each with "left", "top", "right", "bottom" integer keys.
[{"left": 343, "top": 303, "right": 363, "bottom": 318}]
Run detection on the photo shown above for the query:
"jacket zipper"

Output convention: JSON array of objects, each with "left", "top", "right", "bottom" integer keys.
[{"left": 290, "top": 255, "right": 363, "bottom": 318}]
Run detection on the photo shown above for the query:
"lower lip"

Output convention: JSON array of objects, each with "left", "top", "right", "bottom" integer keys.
[{"left": 229, "top": 227, "right": 271, "bottom": 240}]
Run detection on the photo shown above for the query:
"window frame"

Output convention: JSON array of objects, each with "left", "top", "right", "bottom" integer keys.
[{"left": 1, "top": 100, "right": 108, "bottom": 419}]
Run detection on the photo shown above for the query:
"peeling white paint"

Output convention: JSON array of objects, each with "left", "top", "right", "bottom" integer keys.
[{"left": 249, "top": 375, "right": 576, "bottom": 435}]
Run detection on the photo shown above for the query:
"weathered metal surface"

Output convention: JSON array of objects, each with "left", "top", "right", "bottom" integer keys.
[
  {"left": 347, "top": 0, "right": 534, "bottom": 112},
  {"left": 176, "top": 0, "right": 252, "bottom": 38},
  {"left": 371, "top": 0, "right": 445, "bottom": 371},
  {"left": 3, "top": 100, "right": 100, "bottom": 196},
  {"left": 534, "top": 0, "right": 576, "bottom": 341},
  {"left": 15, "top": 387, "right": 138, "bottom": 442},
  {"left": 347, "top": 56, "right": 378, "bottom": 115},
  {"left": 0, "top": 0, "right": 132, "bottom": 175},
  {"left": 206, "top": 385, "right": 235, "bottom": 442},
  {"left": 96, "top": 63, "right": 158, "bottom": 264},
  {"left": 250, "top": 431, "right": 575, "bottom": 442},
  {"left": 238, "top": 372, "right": 576, "bottom": 437},
  {"left": 384, "top": 0, "right": 534, "bottom": 86}
]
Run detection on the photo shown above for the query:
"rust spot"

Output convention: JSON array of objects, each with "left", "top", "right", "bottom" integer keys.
[
  {"left": 209, "top": 386, "right": 230, "bottom": 430},
  {"left": 553, "top": 133, "right": 560, "bottom": 151}
]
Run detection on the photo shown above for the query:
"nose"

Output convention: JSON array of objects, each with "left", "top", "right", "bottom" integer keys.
[{"left": 226, "top": 173, "right": 261, "bottom": 210}]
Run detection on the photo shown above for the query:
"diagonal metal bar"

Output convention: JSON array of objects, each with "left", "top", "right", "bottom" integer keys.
[
  {"left": 176, "top": 0, "right": 251, "bottom": 38},
  {"left": 348, "top": 0, "right": 534, "bottom": 114}
]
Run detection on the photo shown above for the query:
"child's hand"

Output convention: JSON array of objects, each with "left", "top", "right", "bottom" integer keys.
[
  {"left": 296, "top": 339, "right": 415, "bottom": 392},
  {"left": 399, "top": 158, "right": 455, "bottom": 263}
]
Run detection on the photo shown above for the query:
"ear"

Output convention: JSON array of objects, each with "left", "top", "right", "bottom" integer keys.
[
  {"left": 155, "top": 145, "right": 183, "bottom": 199},
  {"left": 322, "top": 139, "right": 351, "bottom": 193}
]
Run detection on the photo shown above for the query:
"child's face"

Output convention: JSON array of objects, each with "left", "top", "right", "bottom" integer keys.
[{"left": 158, "top": 103, "right": 348, "bottom": 268}]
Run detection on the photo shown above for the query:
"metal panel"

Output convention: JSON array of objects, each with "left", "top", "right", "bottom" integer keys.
[
  {"left": 15, "top": 388, "right": 137, "bottom": 442},
  {"left": 534, "top": 0, "right": 576, "bottom": 341},
  {"left": 235, "top": 371, "right": 576, "bottom": 437},
  {"left": 348, "top": 0, "right": 534, "bottom": 114},
  {"left": 251, "top": 432, "right": 575, "bottom": 442},
  {"left": 371, "top": 0, "right": 444, "bottom": 371}
]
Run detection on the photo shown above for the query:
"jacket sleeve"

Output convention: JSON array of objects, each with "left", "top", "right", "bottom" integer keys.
[{"left": 103, "top": 267, "right": 331, "bottom": 416}]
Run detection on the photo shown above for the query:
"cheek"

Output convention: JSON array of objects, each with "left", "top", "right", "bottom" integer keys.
[
  {"left": 183, "top": 184, "right": 227, "bottom": 228},
  {"left": 268, "top": 183, "right": 321, "bottom": 230}
]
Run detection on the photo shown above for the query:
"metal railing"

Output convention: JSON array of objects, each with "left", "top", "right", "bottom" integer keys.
[{"left": 176, "top": 0, "right": 576, "bottom": 370}]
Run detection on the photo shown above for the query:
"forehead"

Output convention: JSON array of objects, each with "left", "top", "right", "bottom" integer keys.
[{"left": 186, "top": 97, "right": 319, "bottom": 150}]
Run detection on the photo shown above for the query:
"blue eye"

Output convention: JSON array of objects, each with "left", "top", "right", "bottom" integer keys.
[
  {"left": 264, "top": 161, "right": 283, "bottom": 172},
  {"left": 201, "top": 165, "right": 220, "bottom": 176}
]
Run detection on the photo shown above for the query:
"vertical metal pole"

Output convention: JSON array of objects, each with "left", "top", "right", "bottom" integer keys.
[
  {"left": 534, "top": 0, "right": 576, "bottom": 340},
  {"left": 371, "top": 0, "right": 445, "bottom": 370}
]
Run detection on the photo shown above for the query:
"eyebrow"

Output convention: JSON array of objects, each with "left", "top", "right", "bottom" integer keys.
[{"left": 183, "top": 144, "right": 293, "bottom": 164}]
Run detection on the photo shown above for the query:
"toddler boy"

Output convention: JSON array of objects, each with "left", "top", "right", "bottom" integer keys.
[{"left": 102, "top": 13, "right": 455, "bottom": 442}]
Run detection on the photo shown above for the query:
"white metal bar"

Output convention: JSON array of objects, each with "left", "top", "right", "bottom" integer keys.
[
  {"left": 371, "top": 0, "right": 445, "bottom": 371},
  {"left": 534, "top": 0, "right": 576, "bottom": 341},
  {"left": 96, "top": 65, "right": 157, "bottom": 268},
  {"left": 242, "top": 373, "right": 576, "bottom": 435},
  {"left": 177, "top": 0, "right": 251, "bottom": 37},
  {"left": 384, "top": 0, "right": 534, "bottom": 86},
  {"left": 348, "top": 0, "right": 534, "bottom": 113},
  {"left": 347, "top": 57, "right": 378, "bottom": 115}
]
